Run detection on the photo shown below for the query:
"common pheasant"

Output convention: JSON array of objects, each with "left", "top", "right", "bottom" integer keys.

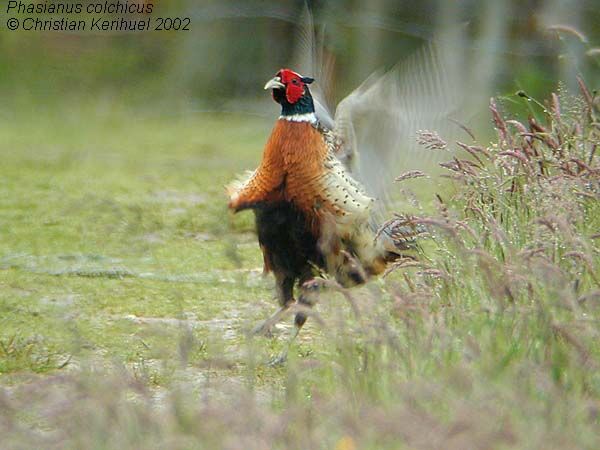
[
  {"left": 227, "top": 13, "right": 463, "bottom": 350},
  {"left": 227, "top": 68, "right": 422, "bottom": 340}
]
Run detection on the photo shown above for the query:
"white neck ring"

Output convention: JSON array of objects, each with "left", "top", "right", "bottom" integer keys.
[{"left": 279, "top": 112, "right": 317, "bottom": 124}]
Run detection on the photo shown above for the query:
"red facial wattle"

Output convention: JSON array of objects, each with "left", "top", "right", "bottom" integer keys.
[{"left": 278, "top": 69, "right": 305, "bottom": 104}]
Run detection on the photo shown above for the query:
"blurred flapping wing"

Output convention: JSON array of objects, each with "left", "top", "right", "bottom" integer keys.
[
  {"left": 290, "top": 4, "right": 336, "bottom": 130},
  {"left": 333, "top": 42, "right": 464, "bottom": 206},
  {"left": 292, "top": 7, "right": 466, "bottom": 210}
]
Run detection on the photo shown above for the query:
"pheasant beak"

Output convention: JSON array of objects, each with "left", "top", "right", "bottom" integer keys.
[{"left": 264, "top": 76, "right": 285, "bottom": 90}]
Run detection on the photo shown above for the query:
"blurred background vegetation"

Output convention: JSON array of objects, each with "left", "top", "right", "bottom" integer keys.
[{"left": 1, "top": 0, "right": 599, "bottom": 118}]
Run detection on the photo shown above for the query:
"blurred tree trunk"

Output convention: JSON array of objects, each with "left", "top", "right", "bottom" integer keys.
[
  {"left": 472, "top": 0, "right": 510, "bottom": 106},
  {"left": 352, "top": 0, "right": 385, "bottom": 81},
  {"left": 541, "top": 0, "right": 585, "bottom": 91}
]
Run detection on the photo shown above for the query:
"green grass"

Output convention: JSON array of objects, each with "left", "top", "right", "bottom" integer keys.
[
  {"left": 0, "top": 96, "right": 599, "bottom": 449},
  {"left": 0, "top": 104, "right": 273, "bottom": 372}
]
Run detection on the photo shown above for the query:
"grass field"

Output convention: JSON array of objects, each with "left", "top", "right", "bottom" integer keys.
[{"left": 1, "top": 93, "right": 599, "bottom": 449}]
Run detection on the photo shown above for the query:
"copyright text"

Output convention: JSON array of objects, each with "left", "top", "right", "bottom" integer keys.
[{"left": 5, "top": 1, "right": 191, "bottom": 32}]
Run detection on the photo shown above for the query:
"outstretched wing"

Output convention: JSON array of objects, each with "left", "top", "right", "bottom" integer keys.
[
  {"left": 290, "top": 4, "right": 336, "bottom": 130},
  {"left": 334, "top": 42, "right": 465, "bottom": 205},
  {"left": 292, "top": 7, "right": 466, "bottom": 209}
]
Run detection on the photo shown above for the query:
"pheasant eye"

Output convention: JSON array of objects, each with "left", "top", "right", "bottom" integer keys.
[{"left": 292, "top": 79, "right": 299, "bottom": 85}]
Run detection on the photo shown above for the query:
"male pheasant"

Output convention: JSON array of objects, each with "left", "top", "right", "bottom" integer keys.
[
  {"left": 226, "top": 9, "right": 464, "bottom": 347},
  {"left": 227, "top": 68, "right": 422, "bottom": 339}
]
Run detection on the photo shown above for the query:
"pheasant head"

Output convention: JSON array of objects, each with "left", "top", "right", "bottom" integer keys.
[{"left": 264, "top": 69, "right": 315, "bottom": 117}]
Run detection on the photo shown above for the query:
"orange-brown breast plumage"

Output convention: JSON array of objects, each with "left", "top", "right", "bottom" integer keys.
[{"left": 228, "top": 120, "right": 330, "bottom": 231}]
